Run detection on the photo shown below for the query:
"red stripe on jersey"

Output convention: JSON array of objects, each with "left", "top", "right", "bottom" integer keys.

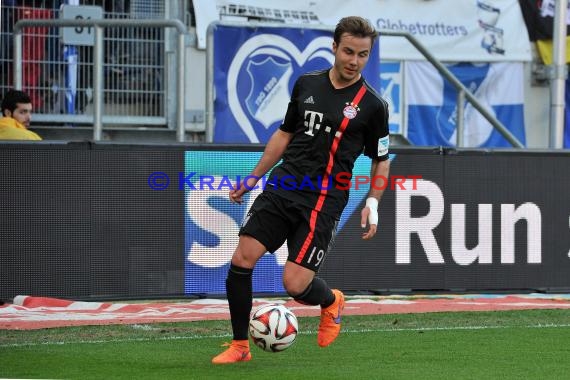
[{"left": 295, "top": 84, "right": 368, "bottom": 264}]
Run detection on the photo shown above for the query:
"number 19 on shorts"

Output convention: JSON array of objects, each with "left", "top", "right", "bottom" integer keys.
[{"left": 307, "top": 246, "right": 326, "bottom": 267}]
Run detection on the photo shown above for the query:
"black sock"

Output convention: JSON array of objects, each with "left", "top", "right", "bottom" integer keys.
[
  {"left": 292, "top": 277, "right": 335, "bottom": 307},
  {"left": 226, "top": 264, "right": 253, "bottom": 340}
]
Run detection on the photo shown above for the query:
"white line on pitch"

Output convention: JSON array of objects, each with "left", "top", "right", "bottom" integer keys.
[{"left": 2, "top": 323, "right": 570, "bottom": 348}]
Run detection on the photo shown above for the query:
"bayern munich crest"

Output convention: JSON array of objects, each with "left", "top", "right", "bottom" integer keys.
[{"left": 343, "top": 102, "right": 360, "bottom": 119}]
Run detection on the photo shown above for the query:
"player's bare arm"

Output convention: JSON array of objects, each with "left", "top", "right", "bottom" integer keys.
[
  {"left": 361, "top": 158, "right": 390, "bottom": 239},
  {"left": 229, "top": 129, "right": 294, "bottom": 204}
]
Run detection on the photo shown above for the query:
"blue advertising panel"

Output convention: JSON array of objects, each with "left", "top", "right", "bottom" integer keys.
[
  {"left": 212, "top": 24, "right": 381, "bottom": 143},
  {"left": 184, "top": 150, "right": 374, "bottom": 294}
]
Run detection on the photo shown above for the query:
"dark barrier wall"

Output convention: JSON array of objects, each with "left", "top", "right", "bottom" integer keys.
[
  {"left": 1, "top": 142, "right": 569, "bottom": 300},
  {"left": 327, "top": 149, "right": 570, "bottom": 292},
  {"left": 1, "top": 143, "right": 185, "bottom": 300}
]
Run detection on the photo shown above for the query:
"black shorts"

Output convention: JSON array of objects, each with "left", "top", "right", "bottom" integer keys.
[{"left": 239, "top": 192, "right": 339, "bottom": 272}]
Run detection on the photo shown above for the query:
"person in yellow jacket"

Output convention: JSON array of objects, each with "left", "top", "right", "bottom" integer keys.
[{"left": 0, "top": 89, "right": 42, "bottom": 140}]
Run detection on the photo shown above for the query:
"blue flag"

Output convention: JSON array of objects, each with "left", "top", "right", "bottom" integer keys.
[{"left": 406, "top": 62, "right": 526, "bottom": 147}]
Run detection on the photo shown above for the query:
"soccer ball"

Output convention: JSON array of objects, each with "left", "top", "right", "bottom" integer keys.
[{"left": 249, "top": 304, "right": 298, "bottom": 352}]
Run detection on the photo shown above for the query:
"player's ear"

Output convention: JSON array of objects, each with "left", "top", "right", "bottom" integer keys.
[{"left": 332, "top": 41, "right": 338, "bottom": 54}]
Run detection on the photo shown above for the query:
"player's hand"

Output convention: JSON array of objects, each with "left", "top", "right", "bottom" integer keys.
[
  {"left": 229, "top": 186, "right": 246, "bottom": 204},
  {"left": 360, "top": 197, "right": 378, "bottom": 240},
  {"left": 229, "top": 176, "right": 259, "bottom": 204}
]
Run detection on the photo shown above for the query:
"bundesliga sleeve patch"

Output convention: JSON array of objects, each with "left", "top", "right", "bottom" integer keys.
[{"left": 377, "top": 135, "right": 389, "bottom": 157}]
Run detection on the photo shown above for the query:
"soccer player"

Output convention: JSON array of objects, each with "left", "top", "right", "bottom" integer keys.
[
  {"left": 212, "top": 16, "right": 390, "bottom": 364},
  {"left": 0, "top": 89, "right": 41, "bottom": 140}
]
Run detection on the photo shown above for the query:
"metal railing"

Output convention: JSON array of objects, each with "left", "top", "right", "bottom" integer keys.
[{"left": 13, "top": 18, "right": 188, "bottom": 142}]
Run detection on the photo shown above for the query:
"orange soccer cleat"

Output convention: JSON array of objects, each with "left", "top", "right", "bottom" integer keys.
[
  {"left": 211, "top": 340, "right": 252, "bottom": 364},
  {"left": 317, "top": 289, "right": 345, "bottom": 347}
]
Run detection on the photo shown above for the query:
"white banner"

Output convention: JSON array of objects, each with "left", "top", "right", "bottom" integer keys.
[{"left": 193, "top": 0, "right": 531, "bottom": 61}]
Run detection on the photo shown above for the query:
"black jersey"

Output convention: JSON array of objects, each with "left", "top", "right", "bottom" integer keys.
[{"left": 264, "top": 69, "right": 390, "bottom": 219}]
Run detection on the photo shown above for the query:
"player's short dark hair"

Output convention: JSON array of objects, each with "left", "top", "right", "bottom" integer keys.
[
  {"left": 334, "top": 16, "right": 378, "bottom": 46},
  {"left": 1, "top": 89, "right": 32, "bottom": 113}
]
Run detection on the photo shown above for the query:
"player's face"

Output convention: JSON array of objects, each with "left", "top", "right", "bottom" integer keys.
[
  {"left": 331, "top": 33, "right": 372, "bottom": 87},
  {"left": 7, "top": 102, "right": 32, "bottom": 128}
]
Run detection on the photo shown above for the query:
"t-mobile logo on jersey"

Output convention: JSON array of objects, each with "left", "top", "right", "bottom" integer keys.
[{"left": 304, "top": 110, "right": 328, "bottom": 136}]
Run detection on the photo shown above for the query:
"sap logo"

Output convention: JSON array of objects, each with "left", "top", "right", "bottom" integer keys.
[
  {"left": 227, "top": 34, "right": 333, "bottom": 143},
  {"left": 395, "top": 180, "right": 542, "bottom": 265},
  {"left": 185, "top": 176, "right": 288, "bottom": 268}
]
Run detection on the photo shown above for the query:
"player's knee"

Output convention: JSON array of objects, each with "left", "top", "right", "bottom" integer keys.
[
  {"left": 231, "top": 235, "right": 268, "bottom": 268},
  {"left": 283, "top": 263, "right": 314, "bottom": 297},
  {"left": 284, "top": 281, "right": 315, "bottom": 306},
  {"left": 283, "top": 277, "right": 308, "bottom": 298},
  {"left": 230, "top": 247, "right": 250, "bottom": 268}
]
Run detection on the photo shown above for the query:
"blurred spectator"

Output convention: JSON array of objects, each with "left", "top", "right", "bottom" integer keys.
[{"left": 0, "top": 89, "right": 42, "bottom": 140}]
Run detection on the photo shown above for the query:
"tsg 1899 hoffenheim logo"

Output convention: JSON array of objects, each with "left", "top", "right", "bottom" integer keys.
[{"left": 227, "top": 34, "right": 334, "bottom": 143}]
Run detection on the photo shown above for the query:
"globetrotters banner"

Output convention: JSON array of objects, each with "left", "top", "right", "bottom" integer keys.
[
  {"left": 211, "top": 24, "right": 380, "bottom": 143},
  {"left": 193, "top": 0, "right": 531, "bottom": 61}
]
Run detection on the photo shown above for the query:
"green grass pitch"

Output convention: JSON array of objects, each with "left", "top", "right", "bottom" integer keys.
[{"left": 1, "top": 309, "right": 569, "bottom": 379}]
